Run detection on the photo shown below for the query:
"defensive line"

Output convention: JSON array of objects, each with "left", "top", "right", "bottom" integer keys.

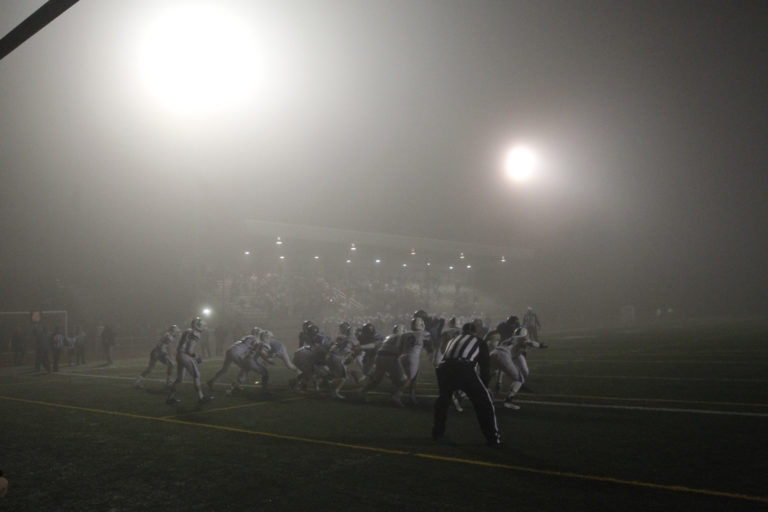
[{"left": 1, "top": 394, "right": 766, "bottom": 505}]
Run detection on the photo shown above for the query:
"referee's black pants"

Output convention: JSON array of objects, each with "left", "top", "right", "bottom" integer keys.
[{"left": 433, "top": 361, "right": 501, "bottom": 446}]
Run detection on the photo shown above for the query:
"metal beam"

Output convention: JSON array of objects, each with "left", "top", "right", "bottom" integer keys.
[{"left": 0, "top": 0, "right": 80, "bottom": 61}]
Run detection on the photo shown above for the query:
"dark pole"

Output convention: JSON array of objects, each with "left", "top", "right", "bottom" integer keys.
[{"left": 0, "top": 0, "right": 80, "bottom": 61}]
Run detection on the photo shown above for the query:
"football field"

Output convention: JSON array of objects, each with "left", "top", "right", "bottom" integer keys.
[{"left": 1, "top": 318, "right": 766, "bottom": 511}]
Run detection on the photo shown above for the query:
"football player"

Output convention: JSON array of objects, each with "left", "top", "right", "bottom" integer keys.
[
  {"left": 325, "top": 322, "right": 360, "bottom": 399},
  {"left": 166, "top": 317, "right": 214, "bottom": 405},
  {"left": 206, "top": 327, "right": 263, "bottom": 392},
  {"left": 397, "top": 316, "right": 432, "bottom": 405},
  {"left": 360, "top": 325, "right": 407, "bottom": 406},
  {"left": 490, "top": 327, "right": 547, "bottom": 409},
  {"left": 134, "top": 325, "right": 180, "bottom": 388}
]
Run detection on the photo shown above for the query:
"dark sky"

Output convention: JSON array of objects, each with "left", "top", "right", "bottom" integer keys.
[{"left": 1, "top": 0, "right": 766, "bottom": 320}]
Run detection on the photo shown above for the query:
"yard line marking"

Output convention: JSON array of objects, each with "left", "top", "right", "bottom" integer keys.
[
  {"left": 534, "top": 373, "right": 768, "bottom": 384},
  {"left": 1, "top": 394, "right": 765, "bottom": 504},
  {"left": 511, "top": 399, "right": 768, "bottom": 417},
  {"left": 413, "top": 453, "right": 768, "bottom": 504},
  {"left": 540, "top": 359, "right": 763, "bottom": 365},
  {"left": 161, "top": 396, "right": 307, "bottom": 419},
  {"left": 511, "top": 393, "right": 768, "bottom": 409},
  {"left": 0, "top": 395, "right": 409, "bottom": 456},
  {"left": 413, "top": 385, "right": 768, "bottom": 409},
  {"left": 14, "top": 372, "right": 768, "bottom": 412}
]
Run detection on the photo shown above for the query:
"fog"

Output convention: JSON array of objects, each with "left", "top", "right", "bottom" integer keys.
[{"left": 1, "top": 0, "right": 766, "bottom": 330}]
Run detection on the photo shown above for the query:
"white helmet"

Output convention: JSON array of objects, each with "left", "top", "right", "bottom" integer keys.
[
  {"left": 514, "top": 327, "right": 528, "bottom": 338},
  {"left": 392, "top": 324, "right": 405, "bottom": 335}
]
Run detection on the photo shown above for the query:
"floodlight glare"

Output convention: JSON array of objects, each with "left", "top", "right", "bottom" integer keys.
[
  {"left": 135, "top": 4, "right": 257, "bottom": 115},
  {"left": 505, "top": 146, "right": 537, "bottom": 182},
  {"left": 201, "top": 307, "right": 212, "bottom": 317}
]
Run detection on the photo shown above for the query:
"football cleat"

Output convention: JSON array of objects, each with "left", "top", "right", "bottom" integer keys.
[
  {"left": 165, "top": 397, "right": 180, "bottom": 405},
  {"left": 503, "top": 399, "right": 520, "bottom": 410},
  {"left": 198, "top": 395, "right": 215, "bottom": 404}
]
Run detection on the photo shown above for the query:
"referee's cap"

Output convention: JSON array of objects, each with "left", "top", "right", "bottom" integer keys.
[{"left": 461, "top": 322, "right": 477, "bottom": 334}]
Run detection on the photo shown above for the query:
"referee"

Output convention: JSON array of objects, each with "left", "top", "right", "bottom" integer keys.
[{"left": 432, "top": 322, "right": 502, "bottom": 447}]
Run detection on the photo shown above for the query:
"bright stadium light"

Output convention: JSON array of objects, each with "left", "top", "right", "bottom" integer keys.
[
  {"left": 505, "top": 145, "right": 537, "bottom": 182},
  {"left": 201, "top": 307, "right": 212, "bottom": 317},
  {"left": 135, "top": 3, "right": 257, "bottom": 115}
]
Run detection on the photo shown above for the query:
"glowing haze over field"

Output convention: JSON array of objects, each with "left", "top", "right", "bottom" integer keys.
[{"left": 0, "top": 0, "right": 766, "bottom": 324}]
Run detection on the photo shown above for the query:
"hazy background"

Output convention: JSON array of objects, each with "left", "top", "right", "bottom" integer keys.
[{"left": 1, "top": 0, "right": 766, "bottom": 328}]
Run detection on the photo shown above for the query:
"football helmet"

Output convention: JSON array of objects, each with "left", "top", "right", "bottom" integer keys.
[
  {"left": 514, "top": 327, "right": 529, "bottom": 338},
  {"left": 413, "top": 309, "right": 428, "bottom": 321},
  {"left": 361, "top": 323, "right": 376, "bottom": 338},
  {"left": 411, "top": 317, "right": 425, "bottom": 331},
  {"left": 191, "top": 317, "right": 204, "bottom": 330},
  {"left": 338, "top": 322, "right": 351, "bottom": 335}
]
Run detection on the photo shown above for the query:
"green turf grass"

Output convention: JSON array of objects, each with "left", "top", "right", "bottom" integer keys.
[{"left": 1, "top": 318, "right": 766, "bottom": 511}]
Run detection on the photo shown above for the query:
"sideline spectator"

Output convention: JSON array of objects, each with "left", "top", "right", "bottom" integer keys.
[
  {"left": 11, "top": 327, "right": 25, "bottom": 366},
  {"left": 73, "top": 326, "right": 87, "bottom": 365},
  {"left": 49, "top": 326, "right": 65, "bottom": 372},
  {"left": 101, "top": 325, "right": 116, "bottom": 365},
  {"left": 32, "top": 324, "right": 50, "bottom": 373}
]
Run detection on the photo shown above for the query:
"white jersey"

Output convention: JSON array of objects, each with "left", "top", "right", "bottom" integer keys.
[
  {"left": 177, "top": 328, "right": 202, "bottom": 357},
  {"left": 492, "top": 335, "right": 541, "bottom": 359},
  {"left": 153, "top": 332, "right": 176, "bottom": 356},
  {"left": 400, "top": 329, "right": 431, "bottom": 379}
]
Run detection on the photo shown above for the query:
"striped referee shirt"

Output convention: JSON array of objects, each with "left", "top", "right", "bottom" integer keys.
[{"left": 441, "top": 333, "right": 491, "bottom": 385}]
